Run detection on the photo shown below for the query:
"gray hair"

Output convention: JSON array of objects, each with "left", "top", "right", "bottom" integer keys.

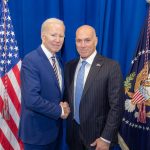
[{"left": 41, "top": 18, "right": 65, "bottom": 34}]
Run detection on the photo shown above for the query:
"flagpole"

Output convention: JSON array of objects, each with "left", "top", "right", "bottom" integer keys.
[{"left": 145, "top": 1, "right": 150, "bottom": 75}]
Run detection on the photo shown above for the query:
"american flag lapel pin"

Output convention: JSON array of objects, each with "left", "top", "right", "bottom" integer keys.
[{"left": 96, "top": 63, "right": 101, "bottom": 67}]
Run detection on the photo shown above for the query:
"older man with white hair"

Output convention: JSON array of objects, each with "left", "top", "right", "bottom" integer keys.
[{"left": 19, "top": 18, "right": 70, "bottom": 150}]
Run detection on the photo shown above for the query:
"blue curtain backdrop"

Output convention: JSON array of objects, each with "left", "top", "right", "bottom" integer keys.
[
  {"left": 2, "top": 0, "right": 148, "bottom": 149},
  {"left": 7, "top": 0, "right": 147, "bottom": 77}
]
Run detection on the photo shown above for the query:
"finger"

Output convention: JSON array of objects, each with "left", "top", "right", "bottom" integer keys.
[
  {"left": 59, "top": 102, "right": 63, "bottom": 106},
  {"left": 64, "top": 109, "right": 70, "bottom": 116},
  {"left": 63, "top": 102, "right": 69, "bottom": 106},
  {"left": 64, "top": 110, "right": 70, "bottom": 116},
  {"left": 90, "top": 141, "right": 97, "bottom": 146},
  {"left": 64, "top": 106, "right": 70, "bottom": 112}
]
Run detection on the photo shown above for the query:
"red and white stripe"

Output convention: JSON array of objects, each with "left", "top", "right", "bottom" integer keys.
[
  {"left": 132, "top": 89, "right": 145, "bottom": 104},
  {"left": 0, "top": 60, "right": 23, "bottom": 150}
]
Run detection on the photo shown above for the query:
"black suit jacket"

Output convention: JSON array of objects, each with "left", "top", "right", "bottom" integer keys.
[{"left": 65, "top": 53, "right": 124, "bottom": 147}]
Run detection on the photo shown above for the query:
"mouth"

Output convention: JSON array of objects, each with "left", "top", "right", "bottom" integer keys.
[
  {"left": 53, "top": 44, "right": 61, "bottom": 47},
  {"left": 80, "top": 50, "right": 87, "bottom": 53}
]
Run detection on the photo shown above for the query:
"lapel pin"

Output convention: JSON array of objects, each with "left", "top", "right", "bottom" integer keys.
[{"left": 96, "top": 64, "right": 101, "bottom": 67}]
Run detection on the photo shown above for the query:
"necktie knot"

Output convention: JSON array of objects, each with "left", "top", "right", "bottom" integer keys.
[
  {"left": 51, "top": 56, "right": 56, "bottom": 61},
  {"left": 81, "top": 60, "right": 87, "bottom": 66}
]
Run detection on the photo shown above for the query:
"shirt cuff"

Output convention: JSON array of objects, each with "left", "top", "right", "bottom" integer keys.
[
  {"left": 100, "top": 137, "right": 111, "bottom": 144},
  {"left": 60, "top": 105, "right": 64, "bottom": 116}
]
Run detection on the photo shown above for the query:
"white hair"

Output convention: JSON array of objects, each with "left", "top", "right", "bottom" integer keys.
[{"left": 41, "top": 18, "right": 65, "bottom": 34}]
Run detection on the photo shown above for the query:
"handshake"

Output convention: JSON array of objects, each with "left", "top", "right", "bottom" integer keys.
[{"left": 60, "top": 101, "right": 70, "bottom": 119}]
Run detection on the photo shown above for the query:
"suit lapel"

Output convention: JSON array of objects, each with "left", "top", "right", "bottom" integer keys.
[
  {"left": 69, "top": 60, "right": 79, "bottom": 108},
  {"left": 82, "top": 54, "right": 104, "bottom": 98},
  {"left": 37, "top": 47, "right": 61, "bottom": 92}
]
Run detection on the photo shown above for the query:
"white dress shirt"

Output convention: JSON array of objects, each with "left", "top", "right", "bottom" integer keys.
[{"left": 41, "top": 44, "right": 62, "bottom": 91}]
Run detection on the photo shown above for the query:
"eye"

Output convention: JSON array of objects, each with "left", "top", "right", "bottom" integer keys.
[
  {"left": 76, "top": 39, "right": 81, "bottom": 43},
  {"left": 60, "top": 35, "right": 65, "bottom": 38},
  {"left": 50, "top": 34, "right": 57, "bottom": 37},
  {"left": 50, "top": 34, "right": 64, "bottom": 39},
  {"left": 85, "top": 39, "right": 91, "bottom": 42}
]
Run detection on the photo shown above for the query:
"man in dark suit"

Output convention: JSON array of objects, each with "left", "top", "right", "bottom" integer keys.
[
  {"left": 65, "top": 25, "right": 124, "bottom": 150},
  {"left": 19, "top": 18, "right": 70, "bottom": 150}
]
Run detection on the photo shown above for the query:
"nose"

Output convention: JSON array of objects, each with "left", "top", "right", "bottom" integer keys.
[
  {"left": 80, "top": 41, "right": 86, "bottom": 47},
  {"left": 55, "top": 36, "right": 61, "bottom": 42}
]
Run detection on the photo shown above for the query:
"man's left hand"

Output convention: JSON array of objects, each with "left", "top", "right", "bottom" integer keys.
[{"left": 90, "top": 138, "right": 110, "bottom": 150}]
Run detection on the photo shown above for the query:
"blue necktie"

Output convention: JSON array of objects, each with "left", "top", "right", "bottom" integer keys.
[{"left": 74, "top": 60, "right": 87, "bottom": 124}]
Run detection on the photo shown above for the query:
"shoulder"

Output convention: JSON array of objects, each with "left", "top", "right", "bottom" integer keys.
[
  {"left": 21, "top": 48, "right": 42, "bottom": 74},
  {"left": 64, "top": 58, "right": 79, "bottom": 75},
  {"left": 22, "top": 47, "right": 41, "bottom": 63},
  {"left": 97, "top": 54, "right": 120, "bottom": 67},
  {"left": 65, "top": 58, "right": 79, "bottom": 67}
]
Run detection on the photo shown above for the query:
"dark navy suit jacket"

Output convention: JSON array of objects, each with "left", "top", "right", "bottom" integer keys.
[
  {"left": 19, "top": 46, "right": 64, "bottom": 145},
  {"left": 65, "top": 54, "right": 124, "bottom": 148}
]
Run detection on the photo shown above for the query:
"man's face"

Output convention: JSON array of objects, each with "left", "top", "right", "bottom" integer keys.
[
  {"left": 42, "top": 23, "right": 65, "bottom": 54},
  {"left": 76, "top": 26, "right": 97, "bottom": 59}
]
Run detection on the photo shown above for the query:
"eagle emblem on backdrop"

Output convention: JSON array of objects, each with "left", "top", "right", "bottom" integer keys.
[{"left": 124, "top": 62, "right": 150, "bottom": 123}]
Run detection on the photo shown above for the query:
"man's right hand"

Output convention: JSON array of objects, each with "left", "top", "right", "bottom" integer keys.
[{"left": 60, "top": 102, "right": 70, "bottom": 119}]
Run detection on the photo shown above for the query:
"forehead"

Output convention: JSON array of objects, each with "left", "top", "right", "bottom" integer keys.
[
  {"left": 76, "top": 28, "right": 94, "bottom": 39},
  {"left": 46, "top": 23, "right": 65, "bottom": 32}
]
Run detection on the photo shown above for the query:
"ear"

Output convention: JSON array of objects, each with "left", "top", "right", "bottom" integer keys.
[
  {"left": 95, "top": 36, "right": 98, "bottom": 46},
  {"left": 41, "top": 33, "right": 46, "bottom": 43}
]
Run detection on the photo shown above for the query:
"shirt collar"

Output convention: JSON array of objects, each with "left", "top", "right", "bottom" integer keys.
[
  {"left": 79, "top": 50, "right": 97, "bottom": 65},
  {"left": 41, "top": 44, "right": 55, "bottom": 59}
]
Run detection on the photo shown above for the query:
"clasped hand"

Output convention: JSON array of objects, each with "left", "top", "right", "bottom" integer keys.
[{"left": 60, "top": 102, "right": 70, "bottom": 119}]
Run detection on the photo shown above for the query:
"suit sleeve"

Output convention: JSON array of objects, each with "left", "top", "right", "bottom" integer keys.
[
  {"left": 101, "top": 62, "right": 124, "bottom": 142},
  {"left": 21, "top": 56, "right": 62, "bottom": 120}
]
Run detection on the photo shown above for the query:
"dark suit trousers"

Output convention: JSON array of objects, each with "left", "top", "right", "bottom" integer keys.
[
  {"left": 24, "top": 141, "right": 56, "bottom": 150},
  {"left": 68, "top": 120, "right": 117, "bottom": 150},
  {"left": 68, "top": 120, "right": 95, "bottom": 150}
]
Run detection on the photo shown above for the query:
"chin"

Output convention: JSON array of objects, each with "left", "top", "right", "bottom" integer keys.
[
  {"left": 80, "top": 53, "right": 88, "bottom": 57},
  {"left": 80, "top": 56, "right": 88, "bottom": 59}
]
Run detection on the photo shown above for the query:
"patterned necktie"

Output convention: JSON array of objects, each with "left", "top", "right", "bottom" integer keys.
[
  {"left": 74, "top": 60, "right": 87, "bottom": 124},
  {"left": 51, "top": 56, "right": 60, "bottom": 86}
]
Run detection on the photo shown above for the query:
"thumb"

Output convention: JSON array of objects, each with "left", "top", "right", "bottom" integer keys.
[
  {"left": 90, "top": 140, "right": 97, "bottom": 147},
  {"left": 60, "top": 102, "right": 64, "bottom": 105}
]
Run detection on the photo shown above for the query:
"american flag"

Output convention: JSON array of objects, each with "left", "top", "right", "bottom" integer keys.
[
  {"left": 132, "top": 89, "right": 145, "bottom": 104},
  {"left": 0, "top": 1, "right": 23, "bottom": 149}
]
